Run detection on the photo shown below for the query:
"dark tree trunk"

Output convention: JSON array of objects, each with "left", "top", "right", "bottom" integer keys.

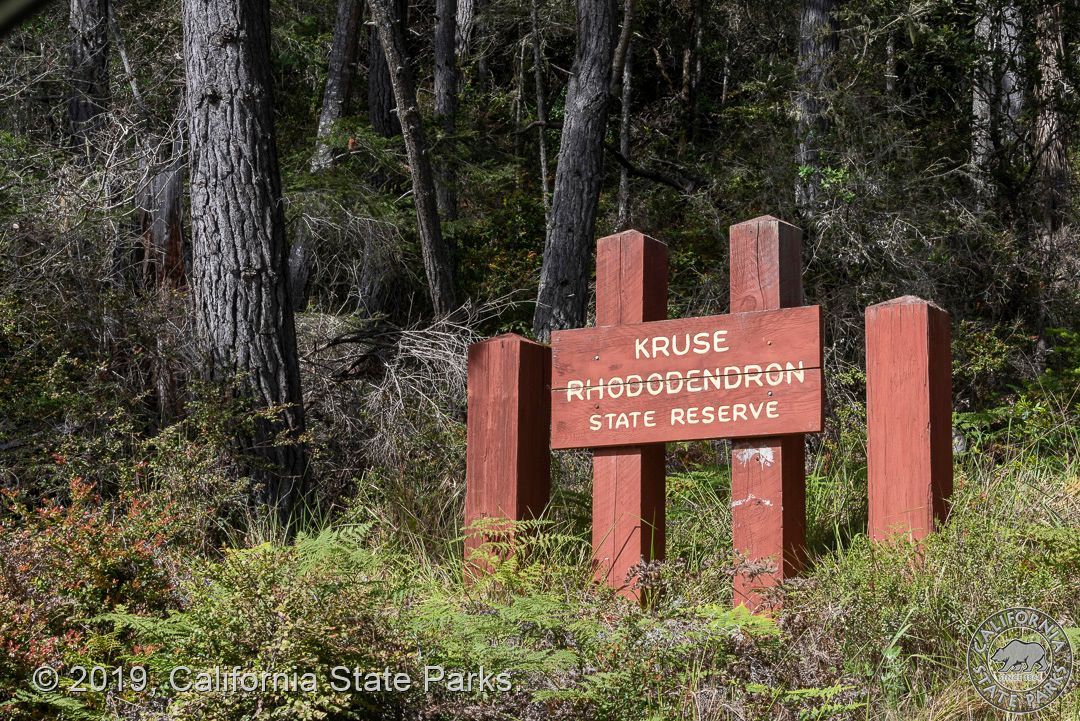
[
  {"left": 532, "top": 0, "right": 617, "bottom": 340},
  {"left": 182, "top": 0, "right": 308, "bottom": 526},
  {"left": 368, "top": 0, "right": 405, "bottom": 138},
  {"left": 68, "top": 0, "right": 109, "bottom": 152},
  {"left": 1034, "top": 3, "right": 1066, "bottom": 235},
  {"left": 434, "top": 0, "right": 458, "bottom": 220},
  {"left": 370, "top": 0, "right": 458, "bottom": 316},
  {"left": 1032, "top": 1, "right": 1069, "bottom": 345},
  {"left": 794, "top": 0, "right": 838, "bottom": 215},
  {"left": 312, "top": 0, "right": 364, "bottom": 172}
]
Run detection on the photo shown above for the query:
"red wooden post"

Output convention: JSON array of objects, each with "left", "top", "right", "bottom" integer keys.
[
  {"left": 728, "top": 215, "right": 807, "bottom": 610},
  {"left": 464, "top": 334, "right": 552, "bottom": 560},
  {"left": 592, "top": 230, "right": 668, "bottom": 596},
  {"left": 866, "top": 296, "right": 952, "bottom": 541}
]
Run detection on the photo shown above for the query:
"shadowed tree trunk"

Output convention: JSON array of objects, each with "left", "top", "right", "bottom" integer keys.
[
  {"left": 368, "top": 0, "right": 405, "bottom": 138},
  {"left": 68, "top": 0, "right": 109, "bottom": 152},
  {"left": 1032, "top": 1, "right": 1070, "bottom": 352},
  {"left": 311, "top": 0, "right": 363, "bottom": 172},
  {"left": 532, "top": 0, "right": 617, "bottom": 340},
  {"left": 136, "top": 134, "right": 187, "bottom": 290},
  {"left": 434, "top": 0, "right": 458, "bottom": 220},
  {"left": 182, "top": 0, "right": 308, "bottom": 527},
  {"left": 794, "top": 0, "right": 837, "bottom": 216},
  {"left": 370, "top": 0, "right": 458, "bottom": 316},
  {"left": 1034, "top": 2, "right": 1066, "bottom": 236},
  {"left": 971, "top": 1, "right": 1023, "bottom": 201}
]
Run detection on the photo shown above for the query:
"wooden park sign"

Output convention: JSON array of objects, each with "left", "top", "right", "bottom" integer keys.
[
  {"left": 549, "top": 305, "right": 823, "bottom": 447},
  {"left": 464, "top": 215, "right": 952, "bottom": 611}
]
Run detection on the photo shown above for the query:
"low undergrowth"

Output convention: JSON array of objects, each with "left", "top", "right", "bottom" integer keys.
[{"left": 1, "top": 448, "right": 1077, "bottom": 721}]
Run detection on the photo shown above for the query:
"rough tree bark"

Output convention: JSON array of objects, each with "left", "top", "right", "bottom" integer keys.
[
  {"left": 532, "top": 0, "right": 617, "bottom": 340},
  {"left": 369, "top": 0, "right": 458, "bottom": 316},
  {"left": 182, "top": 0, "right": 308, "bottom": 526},
  {"left": 455, "top": 0, "right": 477, "bottom": 61},
  {"left": 311, "top": 0, "right": 363, "bottom": 172},
  {"left": 368, "top": 0, "right": 405, "bottom": 137},
  {"left": 68, "top": 0, "right": 109, "bottom": 151},
  {"left": 794, "top": 0, "right": 838, "bottom": 215},
  {"left": 434, "top": 0, "right": 459, "bottom": 220}
]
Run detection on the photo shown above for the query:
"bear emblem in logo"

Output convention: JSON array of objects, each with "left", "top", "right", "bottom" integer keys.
[{"left": 967, "top": 607, "right": 1073, "bottom": 713}]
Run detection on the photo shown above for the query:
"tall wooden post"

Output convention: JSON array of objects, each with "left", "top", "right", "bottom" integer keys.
[
  {"left": 866, "top": 297, "right": 952, "bottom": 541},
  {"left": 592, "top": 231, "right": 668, "bottom": 595},
  {"left": 464, "top": 334, "right": 552, "bottom": 559},
  {"left": 728, "top": 216, "right": 807, "bottom": 610}
]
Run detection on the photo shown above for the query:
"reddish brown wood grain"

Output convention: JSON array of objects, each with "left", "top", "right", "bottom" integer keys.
[
  {"left": 866, "top": 296, "right": 953, "bottom": 541},
  {"left": 464, "top": 334, "right": 552, "bottom": 562},
  {"left": 728, "top": 215, "right": 808, "bottom": 613},
  {"left": 729, "top": 215, "right": 803, "bottom": 311},
  {"left": 731, "top": 436, "right": 805, "bottom": 605},
  {"left": 591, "top": 231, "right": 668, "bottom": 598},
  {"left": 551, "top": 306, "right": 823, "bottom": 389}
]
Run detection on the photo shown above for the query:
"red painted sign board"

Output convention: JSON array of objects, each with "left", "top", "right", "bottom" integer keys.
[{"left": 550, "top": 305, "right": 824, "bottom": 449}]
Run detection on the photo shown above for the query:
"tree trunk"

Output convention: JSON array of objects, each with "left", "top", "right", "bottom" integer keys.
[
  {"left": 998, "top": 3, "right": 1022, "bottom": 139},
  {"left": 434, "top": 0, "right": 458, "bottom": 220},
  {"left": 368, "top": 0, "right": 405, "bottom": 137},
  {"left": 616, "top": 38, "right": 632, "bottom": 231},
  {"left": 530, "top": 0, "right": 550, "bottom": 222},
  {"left": 970, "top": 2, "right": 994, "bottom": 198},
  {"left": 610, "top": 0, "right": 633, "bottom": 92},
  {"left": 182, "top": 0, "right": 308, "bottom": 527},
  {"left": 794, "top": 0, "right": 837, "bottom": 215},
  {"left": 1033, "top": 1, "right": 1069, "bottom": 346},
  {"left": 884, "top": 34, "right": 896, "bottom": 95},
  {"left": 455, "top": 0, "right": 477, "bottom": 61},
  {"left": 532, "top": 0, "right": 617, "bottom": 340},
  {"left": 1034, "top": 3, "right": 1067, "bottom": 234},
  {"left": 369, "top": 0, "right": 458, "bottom": 316},
  {"left": 137, "top": 134, "right": 187, "bottom": 290},
  {"left": 68, "top": 0, "right": 109, "bottom": 152},
  {"left": 311, "top": 0, "right": 363, "bottom": 172}
]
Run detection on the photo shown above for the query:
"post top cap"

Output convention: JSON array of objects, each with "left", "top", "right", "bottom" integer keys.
[
  {"left": 869, "top": 295, "right": 945, "bottom": 311},
  {"left": 730, "top": 214, "right": 801, "bottom": 232}
]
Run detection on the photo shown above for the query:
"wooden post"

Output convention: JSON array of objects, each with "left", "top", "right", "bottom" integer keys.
[
  {"left": 592, "top": 230, "right": 668, "bottom": 596},
  {"left": 866, "top": 296, "right": 952, "bottom": 541},
  {"left": 728, "top": 215, "right": 807, "bottom": 610},
  {"left": 464, "top": 334, "right": 552, "bottom": 560}
]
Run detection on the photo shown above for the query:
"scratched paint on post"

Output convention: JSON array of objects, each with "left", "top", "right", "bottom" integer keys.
[{"left": 550, "top": 306, "right": 824, "bottom": 449}]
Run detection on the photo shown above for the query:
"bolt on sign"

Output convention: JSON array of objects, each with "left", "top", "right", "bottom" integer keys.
[{"left": 549, "top": 306, "right": 824, "bottom": 448}]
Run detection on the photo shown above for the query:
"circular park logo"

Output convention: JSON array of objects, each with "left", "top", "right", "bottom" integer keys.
[{"left": 967, "top": 607, "right": 1073, "bottom": 713}]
